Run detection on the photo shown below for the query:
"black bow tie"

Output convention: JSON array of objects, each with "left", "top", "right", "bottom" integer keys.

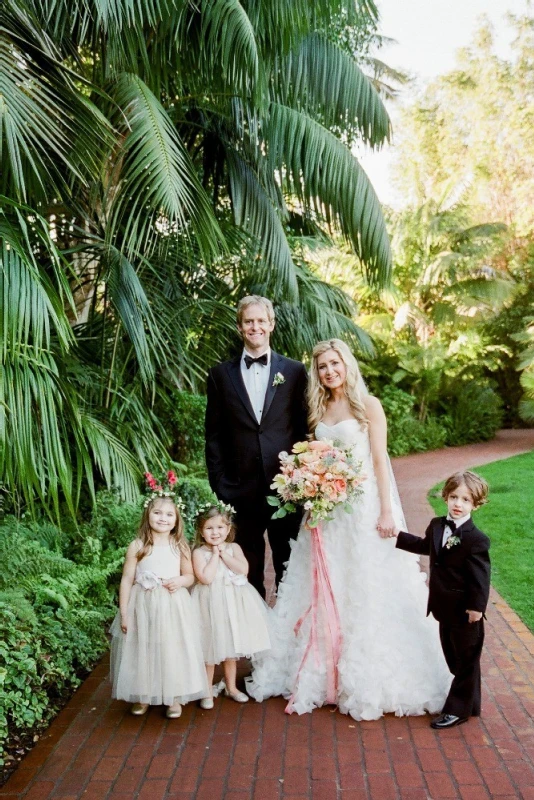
[
  {"left": 244, "top": 353, "right": 268, "bottom": 369},
  {"left": 444, "top": 518, "right": 457, "bottom": 533}
]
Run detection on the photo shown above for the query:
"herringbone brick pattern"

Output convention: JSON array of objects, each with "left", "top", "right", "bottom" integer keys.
[{"left": 2, "top": 429, "right": 534, "bottom": 800}]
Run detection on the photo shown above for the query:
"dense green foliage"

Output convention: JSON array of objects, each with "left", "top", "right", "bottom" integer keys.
[
  {"left": 168, "top": 393, "right": 210, "bottom": 476},
  {"left": 388, "top": 14, "right": 534, "bottom": 427},
  {"left": 0, "top": 481, "right": 212, "bottom": 767},
  {"left": 1, "top": 0, "right": 394, "bottom": 519},
  {"left": 429, "top": 451, "right": 534, "bottom": 632}
]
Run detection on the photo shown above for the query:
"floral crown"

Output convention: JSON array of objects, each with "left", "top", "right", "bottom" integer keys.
[
  {"left": 196, "top": 499, "right": 236, "bottom": 519},
  {"left": 143, "top": 470, "right": 185, "bottom": 512}
]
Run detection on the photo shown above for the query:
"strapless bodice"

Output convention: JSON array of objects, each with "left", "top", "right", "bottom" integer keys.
[{"left": 315, "top": 419, "right": 370, "bottom": 453}]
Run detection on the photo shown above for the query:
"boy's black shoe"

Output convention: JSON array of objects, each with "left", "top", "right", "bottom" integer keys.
[{"left": 430, "top": 713, "right": 468, "bottom": 729}]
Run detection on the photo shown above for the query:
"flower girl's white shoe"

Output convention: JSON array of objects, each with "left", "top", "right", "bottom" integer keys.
[
  {"left": 200, "top": 697, "right": 214, "bottom": 710},
  {"left": 165, "top": 703, "right": 182, "bottom": 718},
  {"left": 224, "top": 688, "right": 249, "bottom": 703},
  {"left": 130, "top": 703, "right": 149, "bottom": 716}
]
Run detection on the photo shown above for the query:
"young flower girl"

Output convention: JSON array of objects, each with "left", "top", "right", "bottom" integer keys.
[
  {"left": 110, "top": 474, "right": 208, "bottom": 717},
  {"left": 192, "top": 502, "right": 271, "bottom": 709}
]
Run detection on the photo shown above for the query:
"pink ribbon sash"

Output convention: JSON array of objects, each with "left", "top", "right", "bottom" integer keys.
[{"left": 285, "top": 524, "right": 342, "bottom": 714}]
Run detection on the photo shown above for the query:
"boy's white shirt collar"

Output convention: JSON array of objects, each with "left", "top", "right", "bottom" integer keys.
[{"left": 446, "top": 513, "right": 471, "bottom": 529}]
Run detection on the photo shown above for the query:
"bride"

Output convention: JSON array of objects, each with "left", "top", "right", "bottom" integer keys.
[{"left": 246, "top": 339, "right": 451, "bottom": 720}]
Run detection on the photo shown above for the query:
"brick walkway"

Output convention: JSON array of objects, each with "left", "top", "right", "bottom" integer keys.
[{"left": 2, "top": 430, "right": 534, "bottom": 800}]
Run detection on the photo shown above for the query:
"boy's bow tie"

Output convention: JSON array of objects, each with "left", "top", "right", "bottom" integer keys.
[
  {"left": 244, "top": 353, "right": 268, "bottom": 368},
  {"left": 444, "top": 518, "right": 457, "bottom": 532}
]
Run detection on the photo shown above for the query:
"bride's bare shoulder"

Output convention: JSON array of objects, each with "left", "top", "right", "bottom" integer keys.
[{"left": 363, "top": 394, "right": 385, "bottom": 419}]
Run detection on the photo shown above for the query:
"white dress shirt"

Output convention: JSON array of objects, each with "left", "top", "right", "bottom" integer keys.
[
  {"left": 241, "top": 348, "right": 271, "bottom": 423},
  {"left": 442, "top": 513, "right": 471, "bottom": 548}
]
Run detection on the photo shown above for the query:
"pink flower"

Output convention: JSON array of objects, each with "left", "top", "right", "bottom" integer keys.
[
  {"left": 324, "top": 484, "right": 339, "bottom": 501},
  {"left": 167, "top": 470, "right": 177, "bottom": 485},
  {"left": 300, "top": 451, "right": 321, "bottom": 465},
  {"left": 303, "top": 481, "right": 317, "bottom": 497},
  {"left": 309, "top": 440, "right": 332, "bottom": 452},
  {"left": 334, "top": 478, "right": 347, "bottom": 494}
]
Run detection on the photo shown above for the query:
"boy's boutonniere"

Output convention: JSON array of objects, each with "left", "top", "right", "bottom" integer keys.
[
  {"left": 445, "top": 535, "right": 461, "bottom": 549},
  {"left": 272, "top": 372, "right": 285, "bottom": 387}
]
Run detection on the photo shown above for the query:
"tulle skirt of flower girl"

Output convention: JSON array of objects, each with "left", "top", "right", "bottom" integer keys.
[{"left": 110, "top": 584, "right": 208, "bottom": 706}]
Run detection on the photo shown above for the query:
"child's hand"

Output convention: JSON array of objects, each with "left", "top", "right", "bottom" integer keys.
[
  {"left": 162, "top": 577, "right": 183, "bottom": 593},
  {"left": 120, "top": 616, "right": 128, "bottom": 634},
  {"left": 466, "top": 609, "right": 483, "bottom": 623}
]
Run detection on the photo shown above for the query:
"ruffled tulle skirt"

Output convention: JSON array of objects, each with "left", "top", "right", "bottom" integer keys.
[
  {"left": 110, "top": 584, "right": 209, "bottom": 706},
  {"left": 191, "top": 580, "right": 271, "bottom": 665},
  {"left": 246, "top": 473, "right": 452, "bottom": 720}
]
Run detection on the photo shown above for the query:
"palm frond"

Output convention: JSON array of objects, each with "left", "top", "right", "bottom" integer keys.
[
  {"left": 0, "top": 28, "right": 109, "bottom": 201},
  {"left": 268, "top": 102, "right": 392, "bottom": 285},
  {"left": 0, "top": 352, "right": 76, "bottom": 518},
  {"left": 226, "top": 147, "right": 299, "bottom": 300},
  {"left": 103, "top": 244, "right": 160, "bottom": 384},
  {"left": 93, "top": 0, "right": 182, "bottom": 29},
  {"left": 278, "top": 33, "right": 390, "bottom": 146},
  {"left": 200, "top": 0, "right": 259, "bottom": 96},
  {"left": 0, "top": 200, "right": 73, "bottom": 355},
  {"left": 447, "top": 277, "right": 517, "bottom": 309},
  {"left": 108, "top": 73, "right": 225, "bottom": 260},
  {"left": 80, "top": 412, "right": 140, "bottom": 501}
]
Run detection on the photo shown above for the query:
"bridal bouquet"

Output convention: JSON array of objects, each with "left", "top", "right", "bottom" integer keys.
[{"left": 268, "top": 439, "right": 366, "bottom": 527}]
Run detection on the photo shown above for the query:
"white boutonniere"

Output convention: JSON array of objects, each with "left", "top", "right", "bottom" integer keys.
[
  {"left": 272, "top": 372, "right": 285, "bottom": 387},
  {"left": 445, "top": 535, "right": 461, "bottom": 549}
]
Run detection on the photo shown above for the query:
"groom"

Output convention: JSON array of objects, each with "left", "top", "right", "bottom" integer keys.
[{"left": 205, "top": 295, "right": 308, "bottom": 597}]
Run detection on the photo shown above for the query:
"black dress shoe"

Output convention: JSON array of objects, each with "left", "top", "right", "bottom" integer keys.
[{"left": 430, "top": 713, "right": 468, "bottom": 729}]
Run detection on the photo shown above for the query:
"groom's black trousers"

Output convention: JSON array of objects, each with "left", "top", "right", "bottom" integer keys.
[
  {"left": 440, "top": 619, "right": 484, "bottom": 717},
  {"left": 233, "top": 492, "right": 302, "bottom": 598}
]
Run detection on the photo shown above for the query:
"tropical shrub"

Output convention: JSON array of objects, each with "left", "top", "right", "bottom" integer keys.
[
  {"left": 169, "top": 392, "right": 209, "bottom": 476},
  {"left": 378, "top": 385, "right": 448, "bottom": 456},
  {"left": 441, "top": 381, "right": 503, "bottom": 446}
]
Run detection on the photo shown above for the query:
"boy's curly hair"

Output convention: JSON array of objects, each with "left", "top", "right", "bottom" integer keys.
[{"left": 442, "top": 471, "right": 489, "bottom": 508}]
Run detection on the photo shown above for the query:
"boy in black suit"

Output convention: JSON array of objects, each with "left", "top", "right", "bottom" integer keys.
[{"left": 392, "top": 470, "right": 491, "bottom": 729}]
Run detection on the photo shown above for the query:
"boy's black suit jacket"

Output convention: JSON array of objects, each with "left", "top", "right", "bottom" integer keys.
[
  {"left": 205, "top": 352, "right": 308, "bottom": 502},
  {"left": 396, "top": 517, "right": 491, "bottom": 625}
]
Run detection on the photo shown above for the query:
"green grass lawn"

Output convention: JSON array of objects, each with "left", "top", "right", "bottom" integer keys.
[{"left": 428, "top": 450, "right": 534, "bottom": 633}]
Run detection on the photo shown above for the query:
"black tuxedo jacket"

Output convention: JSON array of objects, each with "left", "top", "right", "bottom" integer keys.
[
  {"left": 396, "top": 516, "right": 491, "bottom": 625},
  {"left": 205, "top": 352, "right": 308, "bottom": 502}
]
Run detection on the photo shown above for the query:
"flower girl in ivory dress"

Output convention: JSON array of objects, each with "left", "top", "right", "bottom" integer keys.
[
  {"left": 110, "top": 473, "right": 208, "bottom": 717},
  {"left": 192, "top": 503, "right": 271, "bottom": 709}
]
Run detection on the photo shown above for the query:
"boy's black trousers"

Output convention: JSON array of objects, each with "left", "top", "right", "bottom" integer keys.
[{"left": 439, "top": 619, "right": 484, "bottom": 717}]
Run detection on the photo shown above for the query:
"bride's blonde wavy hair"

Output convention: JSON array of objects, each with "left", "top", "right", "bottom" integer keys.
[{"left": 308, "top": 339, "right": 368, "bottom": 432}]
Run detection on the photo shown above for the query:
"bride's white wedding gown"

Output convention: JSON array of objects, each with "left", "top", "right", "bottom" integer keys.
[{"left": 246, "top": 419, "right": 451, "bottom": 720}]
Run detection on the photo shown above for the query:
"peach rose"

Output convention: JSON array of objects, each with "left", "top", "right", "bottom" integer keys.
[
  {"left": 324, "top": 484, "right": 339, "bottom": 501},
  {"left": 309, "top": 440, "right": 332, "bottom": 452},
  {"left": 303, "top": 481, "right": 317, "bottom": 497},
  {"left": 334, "top": 478, "right": 347, "bottom": 493},
  {"left": 299, "top": 451, "right": 320, "bottom": 464}
]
